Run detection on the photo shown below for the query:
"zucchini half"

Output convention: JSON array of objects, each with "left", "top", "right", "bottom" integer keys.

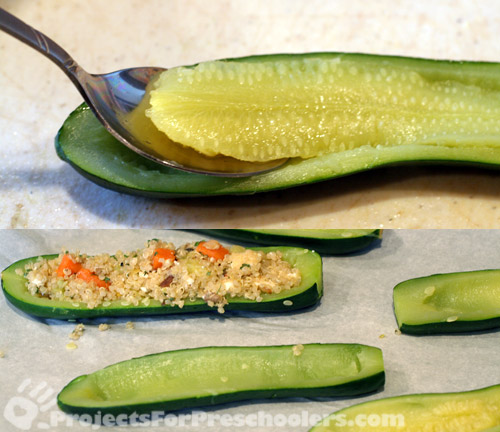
[
  {"left": 56, "top": 103, "right": 500, "bottom": 199},
  {"left": 57, "top": 343, "right": 385, "bottom": 417},
  {"left": 1, "top": 247, "right": 322, "bottom": 319},
  {"left": 393, "top": 269, "right": 500, "bottom": 334},
  {"left": 55, "top": 51, "right": 500, "bottom": 198},
  {"left": 195, "top": 229, "right": 382, "bottom": 254},
  {"left": 309, "top": 383, "right": 500, "bottom": 431}
]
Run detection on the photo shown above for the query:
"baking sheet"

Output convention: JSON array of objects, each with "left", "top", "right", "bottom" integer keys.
[{"left": 0, "top": 229, "right": 499, "bottom": 431}]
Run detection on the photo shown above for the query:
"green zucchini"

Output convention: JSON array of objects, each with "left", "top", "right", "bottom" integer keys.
[
  {"left": 309, "top": 383, "right": 500, "bottom": 431},
  {"left": 393, "top": 269, "right": 500, "bottom": 334},
  {"left": 195, "top": 229, "right": 382, "bottom": 254},
  {"left": 57, "top": 343, "right": 385, "bottom": 416},
  {"left": 56, "top": 52, "right": 500, "bottom": 198},
  {"left": 1, "top": 247, "right": 322, "bottom": 319}
]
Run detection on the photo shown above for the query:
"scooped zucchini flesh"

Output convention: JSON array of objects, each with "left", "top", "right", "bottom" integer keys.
[
  {"left": 57, "top": 343, "right": 385, "bottom": 416},
  {"left": 309, "top": 383, "right": 500, "bottom": 431},
  {"left": 56, "top": 52, "right": 500, "bottom": 198},
  {"left": 195, "top": 229, "right": 382, "bottom": 254},
  {"left": 1, "top": 247, "right": 322, "bottom": 319},
  {"left": 147, "top": 54, "right": 500, "bottom": 162},
  {"left": 393, "top": 269, "right": 500, "bottom": 334}
]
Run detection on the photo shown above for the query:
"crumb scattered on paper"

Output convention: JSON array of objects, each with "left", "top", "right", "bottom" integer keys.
[
  {"left": 98, "top": 323, "right": 110, "bottom": 332},
  {"left": 69, "top": 323, "right": 85, "bottom": 340}
]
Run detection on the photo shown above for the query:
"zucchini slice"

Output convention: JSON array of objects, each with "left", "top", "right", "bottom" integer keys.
[
  {"left": 55, "top": 52, "right": 500, "bottom": 198},
  {"left": 57, "top": 343, "right": 385, "bottom": 416},
  {"left": 195, "top": 229, "right": 382, "bottom": 254},
  {"left": 309, "top": 383, "right": 500, "bottom": 431},
  {"left": 1, "top": 247, "right": 322, "bottom": 319},
  {"left": 393, "top": 269, "right": 500, "bottom": 334}
]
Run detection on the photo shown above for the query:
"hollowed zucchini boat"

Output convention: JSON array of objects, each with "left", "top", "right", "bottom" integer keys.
[
  {"left": 196, "top": 229, "right": 382, "bottom": 254},
  {"left": 393, "top": 269, "right": 500, "bottom": 334},
  {"left": 1, "top": 247, "right": 322, "bottom": 319},
  {"left": 309, "top": 383, "right": 500, "bottom": 431},
  {"left": 57, "top": 343, "right": 385, "bottom": 417},
  {"left": 55, "top": 52, "right": 500, "bottom": 198}
]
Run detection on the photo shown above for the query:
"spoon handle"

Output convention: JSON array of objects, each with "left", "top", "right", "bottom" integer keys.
[{"left": 0, "top": 8, "right": 84, "bottom": 86}]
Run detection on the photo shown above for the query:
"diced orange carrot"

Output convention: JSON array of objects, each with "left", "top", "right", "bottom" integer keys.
[
  {"left": 57, "top": 254, "right": 82, "bottom": 278},
  {"left": 76, "top": 268, "right": 93, "bottom": 281},
  {"left": 196, "top": 241, "right": 229, "bottom": 261},
  {"left": 152, "top": 248, "right": 176, "bottom": 270},
  {"left": 76, "top": 268, "right": 110, "bottom": 289}
]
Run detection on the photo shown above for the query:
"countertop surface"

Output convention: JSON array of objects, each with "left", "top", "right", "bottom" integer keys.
[{"left": 2, "top": 0, "right": 500, "bottom": 228}]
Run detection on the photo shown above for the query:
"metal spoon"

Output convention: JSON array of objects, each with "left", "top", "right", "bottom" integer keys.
[{"left": 0, "top": 8, "right": 286, "bottom": 177}]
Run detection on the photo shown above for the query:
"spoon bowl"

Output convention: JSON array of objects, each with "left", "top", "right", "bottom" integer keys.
[{"left": 0, "top": 8, "right": 286, "bottom": 177}]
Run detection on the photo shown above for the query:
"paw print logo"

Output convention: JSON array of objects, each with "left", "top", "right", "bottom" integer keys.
[{"left": 3, "top": 379, "right": 57, "bottom": 430}]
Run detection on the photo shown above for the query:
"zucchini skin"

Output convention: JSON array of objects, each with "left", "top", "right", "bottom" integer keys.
[
  {"left": 59, "top": 374, "right": 386, "bottom": 417},
  {"left": 194, "top": 229, "right": 382, "bottom": 255},
  {"left": 393, "top": 269, "right": 500, "bottom": 335},
  {"left": 399, "top": 317, "right": 500, "bottom": 335},
  {"left": 1, "top": 247, "right": 322, "bottom": 319},
  {"left": 57, "top": 344, "right": 385, "bottom": 417},
  {"left": 309, "top": 383, "right": 500, "bottom": 431}
]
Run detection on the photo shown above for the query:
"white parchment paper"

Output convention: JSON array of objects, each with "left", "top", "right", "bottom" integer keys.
[{"left": 0, "top": 230, "right": 499, "bottom": 431}]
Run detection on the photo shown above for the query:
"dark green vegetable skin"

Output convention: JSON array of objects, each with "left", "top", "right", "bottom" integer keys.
[
  {"left": 195, "top": 229, "right": 382, "bottom": 254},
  {"left": 1, "top": 247, "right": 322, "bottom": 319},
  {"left": 57, "top": 344, "right": 385, "bottom": 417},
  {"left": 393, "top": 269, "right": 500, "bottom": 335},
  {"left": 400, "top": 315, "right": 500, "bottom": 335},
  {"left": 55, "top": 52, "right": 500, "bottom": 199}
]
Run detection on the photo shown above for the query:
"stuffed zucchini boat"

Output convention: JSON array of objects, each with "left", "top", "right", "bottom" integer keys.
[
  {"left": 309, "top": 383, "right": 500, "bottom": 431},
  {"left": 196, "top": 229, "right": 382, "bottom": 254},
  {"left": 56, "top": 52, "right": 500, "bottom": 198},
  {"left": 1, "top": 240, "right": 322, "bottom": 319},
  {"left": 57, "top": 343, "right": 385, "bottom": 417},
  {"left": 393, "top": 269, "right": 500, "bottom": 334}
]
